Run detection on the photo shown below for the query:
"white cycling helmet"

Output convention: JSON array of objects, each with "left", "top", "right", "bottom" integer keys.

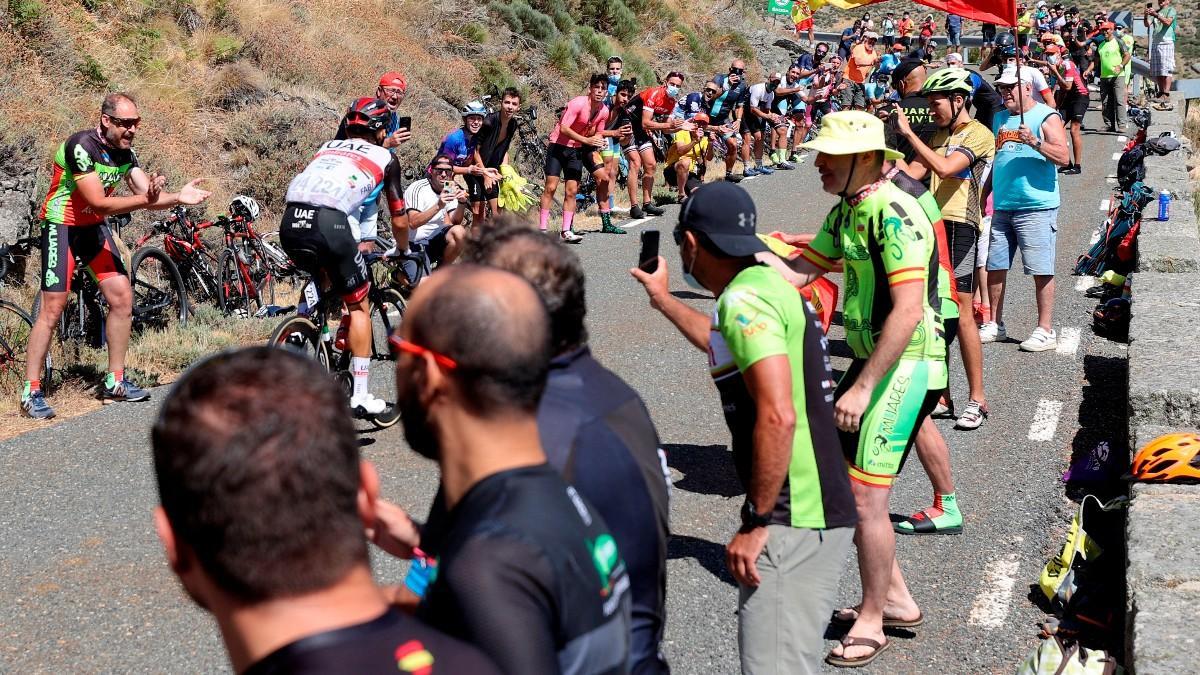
[{"left": 229, "top": 195, "right": 261, "bottom": 221}]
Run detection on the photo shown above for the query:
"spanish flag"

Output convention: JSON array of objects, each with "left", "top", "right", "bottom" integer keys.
[{"left": 809, "top": 0, "right": 1016, "bottom": 26}]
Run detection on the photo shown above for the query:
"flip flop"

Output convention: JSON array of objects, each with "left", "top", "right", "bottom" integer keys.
[
  {"left": 831, "top": 607, "right": 925, "bottom": 628},
  {"left": 825, "top": 636, "right": 891, "bottom": 668}
]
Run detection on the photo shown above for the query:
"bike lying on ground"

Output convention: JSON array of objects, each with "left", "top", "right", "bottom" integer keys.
[{"left": 0, "top": 239, "right": 45, "bottom": 394}]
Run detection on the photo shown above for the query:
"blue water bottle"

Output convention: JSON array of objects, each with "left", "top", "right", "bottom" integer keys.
[
  {"left": 403, "top": 550, "right": 437, "bottom": 599},
  {"left": 1158, "top": 190, "right": 1171, "bottom": 221}
]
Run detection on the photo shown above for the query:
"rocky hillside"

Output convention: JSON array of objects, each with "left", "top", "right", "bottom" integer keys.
[{"left": 0, "top": 0, "right": 782, "bottom": 239}]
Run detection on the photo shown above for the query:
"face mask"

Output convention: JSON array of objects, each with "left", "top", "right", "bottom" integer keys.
[
  {"left": 608, "top": 73, "right": 620, "bottom": 84},
  {"left": 681, "top": 243, "right": 705, "bottom": 290},
  {"left": 767, "top": 81, "right": 779, "bottom": 91},
  {"left": 666, "top": 85, "right": 680, "bottom": 98},
  {"left": 398, "top": 366, "right": 440, "bottom": 461},
  {"left": 1047, "top": 54, "right": 1060, "bottom": 64}
]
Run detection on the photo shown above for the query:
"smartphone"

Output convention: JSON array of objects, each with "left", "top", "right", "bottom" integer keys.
[
  {"left": 639, "top": 230, "right": 660, "bottom": 273},
  {"left": 395, "top": 116, "right": 412, "bottom": 132}
]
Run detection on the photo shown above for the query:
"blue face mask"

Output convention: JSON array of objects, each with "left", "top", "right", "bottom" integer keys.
[
  {"left": 666, "top": 85, "right": 681, "bottom": 98},
  {"left": 608, "top": 74, "right": 620, "bottom": 84},
  {"left": 682, "top": 244, "right": 705, "bottom": 290}
]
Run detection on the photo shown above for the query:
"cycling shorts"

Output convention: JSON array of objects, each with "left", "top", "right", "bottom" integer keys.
[
  {"left": 742, "top": 111, "right": 768, "bottom": 134},
  {"left": 40, "top": 221, "right": 126, "bottom": 293},
  {"left": 945, "top": 219, "right": 978, "bottom": 292},
  {"left": 836, "top": 358, "right": 943, "bottom": 488},
  {"left": 629, "top": 120, "right": 656, "bottom": 152},
  {"left": 279, "top": 203, "right": 370, "bottom": 304},
  {"left": 465, "top": 175, "right": 498, "bottom": 203},
  {"left": 601, "top": 137, "right": 623, "bottom": 159},
  {"left": 544, "top": 143, "right": 601, "bottom": 182}
]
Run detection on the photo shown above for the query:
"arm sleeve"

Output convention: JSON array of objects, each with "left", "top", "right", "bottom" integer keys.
[
  {"left": 798, "top": 212, "right": 843, "bottom": 272},
  {"left": 440, "top": 534, "right": 561, "bottom": 675},
  {"left": 382, "top": 157, "right": 405, "bottom": 213},
  {"left": 718, "top": 288, "right": 790, "bottom": 372}
]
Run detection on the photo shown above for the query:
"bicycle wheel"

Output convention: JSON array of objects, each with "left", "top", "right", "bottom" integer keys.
[
  {"left": 0, "top": 300, "right": 36, "bottom": 395},
  {"left": 267, "top": 315, "right": 330, "bottom": 370},
  {"left": 218, "top": 248, "right": 252, "bottom": 316},
  {"left": 131, "top": 246, "right": 189, "bottom": 328},
  {"left": 370, "top": 288, "right": 406, "bottom": 360}
]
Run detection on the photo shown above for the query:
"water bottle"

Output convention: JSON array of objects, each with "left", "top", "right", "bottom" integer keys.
[
  {"left": 1157, "top": 190, "right": 1170, "bottom": 221},
  {"left": 403, "top": 553, "right": 437, "bottom": 599},
  {"left": 320, "top": 322, "right": 332, "bottom": 344}
]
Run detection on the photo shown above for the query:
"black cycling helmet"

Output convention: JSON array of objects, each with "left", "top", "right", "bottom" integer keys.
[
  {"left": 995, "top": 31, "right": 1017, "bottom": 56},
  {"left": 343, "top": 97, "right": 391, "bottom": 133}
]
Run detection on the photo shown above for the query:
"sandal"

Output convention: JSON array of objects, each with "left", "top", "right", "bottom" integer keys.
[
  {"left": 825, "top": 636, "right": 891, "bottom": 668},
  {"left": 831, "top": 607, "right": 925, "bottom": 628}
]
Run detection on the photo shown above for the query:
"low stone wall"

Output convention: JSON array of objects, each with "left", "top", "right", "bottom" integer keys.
[{"left": 1125, "top": 92, "right": 1200, "bottom": 674}]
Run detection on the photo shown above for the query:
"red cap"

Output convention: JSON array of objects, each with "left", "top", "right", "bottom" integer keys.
[
  {"left": 1043, "top": 44, "right": 1061, "bottom": 53},
  {"left": 1101, "top": 21, "right": 1116, "bottom": 29},
  {"left": 378, "top": 72, "right": 407, "bottom": 90},
  {"left": 892, "top": 42, "right": 905, "bottom": 51}
]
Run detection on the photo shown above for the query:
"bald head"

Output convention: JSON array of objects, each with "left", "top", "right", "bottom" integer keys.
[{"left": 404, "top": 265, "right": 551, "bottom": 416}]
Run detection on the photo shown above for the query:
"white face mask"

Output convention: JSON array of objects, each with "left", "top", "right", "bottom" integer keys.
[
  {"left": 1047, "top": 55, "right": 1060, "bottom": 65},
  {"left": 681, "top": 243, "right": 705, "bottom": 290}
]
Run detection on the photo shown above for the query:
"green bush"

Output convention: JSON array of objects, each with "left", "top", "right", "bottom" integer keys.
[
  {"left": 547, "top": 38, "right": 578, "bottom": 74},
  {"left": 677, "top": 24, "right": 712, "bottom": 67},
  {"left": 456, "top": 21, "right": 489, "bottom": 43},
  {"left": 208, "top": 33, "right": 243, "bottom": 64},
  {"left": 8, "top": 0, "right": 45, "bottom": 29},
  {"left": 725, "top": 30, "right": 754, "bottom": 60},
  {"left": 622, "top": 51, "right": 654, "bottom": 87},
  {"left": 578, "top": 0, "right": 638, "bottom": 42},
  {"left": 575, "top": 25, "right": 610, "bottom": 65},
  {"left": 75, "top": 55, "right": 108, "bottom": 88},
  {"left": 120, "top": 26, "right": 163, "bottom": 70},
  {"left": 549, "top": 6, "right": 574, "bottom": 34},
  {"left": 509, "top": 0, "right": 556, "bottom": 42},
  {"left": 478, "top": 58, "right": 522, "bottom": 97}
]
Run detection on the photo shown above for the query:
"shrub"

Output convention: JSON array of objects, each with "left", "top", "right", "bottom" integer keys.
[
  {"left": 488, "top": 1, "right": 521, "bottom": 34},
  {"left": 224, "top": 102, "right": 330, "bottom": 211},
  {"left": 206, "top": 33, "right": 243, "bottom": 64},
  {"left": 75, "top": 55, "right": 108, "bottom": 89},
  {"left": 8, "top": 0, "right": 45, "bottom": 29},
  {"left": 724, "top": 30, "right": 754, "bottom": 60},
  {"left": 120, "top": 26, "right": 164, "bottom": 71},
  {"left": 478, "top": 58, "right": 522, "bottom": 97},
  {"left": 456, "top": 21, "right": 489, "bottom": 43},
  {"left": 509, "top": 0, "right": 556, "bottom": 42},
  {"left": 622, "top": 51, "right": 655, "bottom": 87},
  {"left": 203, "top": 62, "right": 267, "bottom": 111},
  {"left": 575, "top": 25, "right": 610, "bottom": 65},
  {"left": 547, "top": 37, "right": 578, "bottom": 74},
  {"left": 607, "top": 1, "right": 639, "bottom": 42},
  {"left": 549, "top": 6, "right": 574, "bottom": 34},
  {"left": 677, "top": 24, "right": 712, "bottom": 67}
]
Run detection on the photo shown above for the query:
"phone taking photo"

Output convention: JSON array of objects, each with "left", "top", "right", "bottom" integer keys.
[
  {"left": 639, "top": 230, "right": 660, "bottom": 273},
  {"left": 396, "top": 116, "right": 412, "bottom": 132}
]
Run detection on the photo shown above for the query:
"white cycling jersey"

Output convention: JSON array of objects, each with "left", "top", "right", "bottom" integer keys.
[{"left": 286, "top": 139, "right": 404, "bottom": 216}]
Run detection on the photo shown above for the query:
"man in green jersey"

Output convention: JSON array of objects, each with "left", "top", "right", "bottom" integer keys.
[
  {"left": 24, "top": 93, "right": 210, "bottom": 419},
  {"left": 632, "top": 182, "right": 856, "bottom": 674},
  {"left": 771, "top": 111, "right": 946, "bottom": 667}
]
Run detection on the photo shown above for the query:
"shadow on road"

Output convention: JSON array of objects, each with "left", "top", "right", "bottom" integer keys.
[
  {"left": 668, "top": 533, "right": 736, "bottom": 587},
  {"left": 663, "top": 443, "right": 743, "bottom": 498}
]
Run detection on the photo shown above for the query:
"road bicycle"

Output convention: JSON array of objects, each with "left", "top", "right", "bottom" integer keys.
[
  {"left": 134, "top": 206, "right": 223, "bottom": 312},
  {"left": 0, "top": 238, "right": 44, "bottom": 394},
  {"left": 266, "top": 252, "right": 405, "bottom": 428}
]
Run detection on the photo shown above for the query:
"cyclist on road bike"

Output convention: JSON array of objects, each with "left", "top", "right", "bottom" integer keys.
[
  {"left": 22, "top": 92, "right": 211, "bottom": 420},
  {"left": 400, "top": 153, "right": 468, "bottom": 286},
  {"left": 281, "top": 97, "right": 408, "bottom": 418},
  {"left": 625, "top": 72, "right": 686, "bottom": 216}
]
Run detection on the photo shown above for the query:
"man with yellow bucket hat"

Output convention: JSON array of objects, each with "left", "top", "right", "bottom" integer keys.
[{"left": 764, "top": 110, "right": 949, "bottom": 667}]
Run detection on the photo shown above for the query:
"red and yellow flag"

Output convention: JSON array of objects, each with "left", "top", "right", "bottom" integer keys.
[{"left": 809, "top": 0, "right": 1016, "bottom": 26}]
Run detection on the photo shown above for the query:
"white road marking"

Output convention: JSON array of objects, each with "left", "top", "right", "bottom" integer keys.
[
  {"left": 1075, "top": 276, "right": 1096, "bottom": 291},
  {"left": 1099, "top": 199, "right": 1110, "bottom": 211},
  {"left": 1117, "top": 135, "right": 1128, "bottom": 144},
  {"left": 1028, "top": 400, "right": 1064, "bottom": 442},
  {"left": 1111, "top": 152, "right": 1122, "bottom": 161},
  {"left": 1056, "top": 327, "right": 1081, "bottom": 355},
  {"left": 968, "top": 554, "right": 1021, "bottom": 629}
]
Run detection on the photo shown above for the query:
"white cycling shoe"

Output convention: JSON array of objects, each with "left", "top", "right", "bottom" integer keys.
[{"left": 350, "top": 393, "right": 389, "bottom": 416}]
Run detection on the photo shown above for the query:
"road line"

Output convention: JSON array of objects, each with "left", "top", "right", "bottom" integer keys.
[
  {"left": 1099, "top": 199, "right": 1110, "bottom": 211},
  {"left": 1056, "top": 327, "right": 1081, "bottom": 356},
  {"left": 1075, "top": 276, "right": 1095, "bottom": 291},
  {"left": 968, "top": 554, "right": 1021, "bottom": 629},
  {"left": 1028, "top": 400, "right": 1064, "bottom": 442},
  {"left": 1111, "top": 152, "right": 1122, "bottom": 161},
  {"left": 1117, "top": 135, "right": 1127, "bottom": 144}
]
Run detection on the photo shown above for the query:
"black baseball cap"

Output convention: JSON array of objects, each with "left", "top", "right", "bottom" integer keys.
[{"left": 675, "top": 182, "right": 767, "bottom": 257}]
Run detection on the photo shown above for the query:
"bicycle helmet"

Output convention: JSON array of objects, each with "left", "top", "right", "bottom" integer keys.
[
  {"left": 461, "top": 101, "right": 487, "bottom": 119},
  {"left": 343, "top": 97, "right": 391, "bottom": 132},
  {"left": 1128, "top": 433, "right": 1200, "bottom": 483},
  {"left": 229, "top": 195, "right": 260, "bottom": 221},
  {"left": 994, "top": 31, "right": 1017, "bottom": 57},
  {"left": 921, "top": 67, "right": 974, "bottom": 96},
  {"left": 1128, "top": 106, "right": 1151, "bottom": 130}
]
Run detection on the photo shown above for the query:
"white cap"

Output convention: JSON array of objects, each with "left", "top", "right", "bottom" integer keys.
[
  {"left": 996, "top": 67, "right": 1022, "bottom": 85},
  {"left": 863, "top": 31, "right": 879, "bottom": 40},
  {"left": 946, "top": 52, "right": 963, "bottom": 64}
]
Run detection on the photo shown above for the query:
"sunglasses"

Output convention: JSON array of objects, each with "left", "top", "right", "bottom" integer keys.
[
  {"left": 104, "top": 114, "right": 141, "bottom": 129},
  {"left": 703, "top": 88, "right": 719, "bottom": 95},
  {"left": 379, "top": 86, "right": 407, "bottom": 97},
  {"left": 432, "top": 166, "right": 454, "bottom": 175},
  {"left": 388, "top": 334, "right": 458, "bottom": 370},
  {"left": 729, "top": 68, "right": 745, "bottom": 75}
]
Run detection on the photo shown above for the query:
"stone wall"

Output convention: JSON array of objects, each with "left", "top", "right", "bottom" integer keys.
[{"left": 1125, "top": 92, "right": 1200, "bottom": 674}]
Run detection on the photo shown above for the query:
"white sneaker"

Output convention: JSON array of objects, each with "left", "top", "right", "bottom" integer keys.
[
  {"left": 560, "top": 230, "right": 583, "bottom": 244},
  {"left": 350, "top": 393, "right": 388, "bottom": 415},
  {"left": 978, "top": 321, "right": 1006, "bottom": 343},
  {"left": 1020, "top": 327, "right": 1058, "bottom": 352}
]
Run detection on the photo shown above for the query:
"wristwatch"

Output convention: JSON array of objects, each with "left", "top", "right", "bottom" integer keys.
[
  {"left": 1035, "top": 138, "right": 1044, "bottom": 150},
  {"left": 740, "top": 499, "right": 771, "bottom": 530}
]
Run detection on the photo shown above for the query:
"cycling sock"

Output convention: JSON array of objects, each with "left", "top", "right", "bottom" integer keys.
[
  {"left": 599, "top": 210, "right": 612, "bottom": 230},
  {"left": 23, "top": 380, "right": 39, "bottom": 399},
  {"left": 105, "top": 370, "right": 123, "bottom": 388},
  {"left": 562, "top": 210, "right": 575, "bottom": 233},
  {"left": 935, "top": 492, "right": 960, "bottom": 516},
  {"left": 608, "top": 194, "right": 615, "bottom": 210},
  {"left": 351, "top": 357, "right": 370, "bottom": 399},
  {"left": 539, "top": 209, "right": 550, "bottom": 232}
]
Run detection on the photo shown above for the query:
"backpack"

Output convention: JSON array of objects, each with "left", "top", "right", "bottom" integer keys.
[{"left": 1017, "top": 636, "right": 1123, "bottom": 675}]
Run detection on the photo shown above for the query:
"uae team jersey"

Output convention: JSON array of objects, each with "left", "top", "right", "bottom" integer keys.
[
  {"left": 40, "top": 129, "right": 140, "bottom": 227},
  {"left": 285, "top": 139, "right": 405, "bottom": 215},
  {"left": 801, "top": 178, "right": 948, "bottom": 369},
  {"left": 709, "top": 264, "right": 857, "bottom": 530}
]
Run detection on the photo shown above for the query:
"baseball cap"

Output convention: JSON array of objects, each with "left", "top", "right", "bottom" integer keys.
[
  {"left": 1043, "top": 44, "right": 1061, "bottom": 54},
  {"left": 768, "top": 71, "right": 782, "bottom": 81},
  {"left": 945, "top": 52, "right": 963, "bottom": 64},
  {"left": 676, "top": 183, "right": 768, "bottom": 258},
  {"left": 892, "top": 42, "right": 906, "bottom": 51},
  {"left": 996, "top": 67, "right": 1023, "bottom": 85},
  {"left": 863, "top": 31, "right": 879, "bottom": 40},
  {"left": 378, "top": 72, "right": 407, "bottom": 89},
  {"left": 1101, "top": 21, "right": 1116, "bottom": 29},
  {"left": 891, "top": 58, "right": 925, "bottom": 86}
]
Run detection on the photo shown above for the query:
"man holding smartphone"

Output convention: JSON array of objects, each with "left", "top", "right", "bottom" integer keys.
[
  {"left": 400, "top": 154, "right": 468, "bottom": 285},
  {"left": 335, "top": 72, "right": 412, "bottom": 149}
]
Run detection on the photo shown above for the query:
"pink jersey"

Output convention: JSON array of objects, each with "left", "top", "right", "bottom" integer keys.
[{"left": 549, "top": 96, "right": 609, "bottom": 149}]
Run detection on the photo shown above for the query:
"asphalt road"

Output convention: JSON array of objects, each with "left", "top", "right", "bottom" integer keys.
[{"left": 0, "top": 105, "right": 1133, "bottom": 673}]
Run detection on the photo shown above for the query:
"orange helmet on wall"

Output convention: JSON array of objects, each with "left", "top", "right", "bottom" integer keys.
[{"left": 1128, "top": 433, "right": 1200, "bottom": 483}]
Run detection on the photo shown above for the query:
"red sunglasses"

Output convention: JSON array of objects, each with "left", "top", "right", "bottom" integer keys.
[{"left": 388, "top": 334, "right": 458, "bottom": 370}]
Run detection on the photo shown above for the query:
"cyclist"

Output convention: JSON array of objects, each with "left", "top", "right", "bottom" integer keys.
[
  {"left": 335, "top": 72, "right": 412, "bottom": 149},
  {"left": 439, "top": 102, "right": 499, "bottom": 226},
  {"left": 538, "top": 74, "right": 620, "bottom": 243},
  {"left": 472, "top": 87, "right": 522, "bottom": 221},
  {"left": 775, "top": 111, "right": 946, "bottom": 666},
  {"left": 400, "top": 154, "right": 469, "bottom": 286},
  {"left": 22, "top": 92, "right": 211, "bottom": 419},
  {"left": 741, "top": 72, "right": 788, "bottom": 176},
  {"left": 280, "top": 97, "right": 407, "bottom": 419},
  {"left": 625, "top": 72, "right": 685, "bottom": 217}
]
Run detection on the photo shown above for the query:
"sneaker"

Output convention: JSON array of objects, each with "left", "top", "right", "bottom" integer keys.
[
  {"left": 100, "top": 377, "right": 151, "bottom": 403},
  {"left": 642, "top": 202, "right": 665, "bottom": 216},
  {"left": 756, "top": 165, "right": 775, "bottom": 175},
  {"left": 742, "top": 167, "right": 761, "bottom": 178},
  {"left": 560, "top": 230, "right": 583, "bottom": 244},
  {"left": 350, "top": 393, "right": 389, "bottom": 416},
  {"left": 601, "top": 223, "right": 627, "bottom": 234},
  {"left": 932, "top": 398, "right": 955, "bottom": 418},
  {"left": 724, "top": 172, "right": 743, "bottom": 183},
  {"left": 628, "top": 204, "right": 645, "bottom": 220},
  {"left": 1020, "top": 327, "right": 1058, "bottom": 352},
  {"left": 979, "top": 321, "right": 1006, "bottom": 343},
  {"left": 1063, "top": 165, "right": 1081, "bottom": 175},
  {"left": 1057, "top": 163, "right": 1075, "bottom": 174},
  {"left": 894, "top": 505, "right": 963, "bottom": 535},
  {"left": 20, "top": 391, "right": 56, "bottom": 419},
  {"left": 955, "top": 400, "right": 988, "bottom": 430},
  {"left": 775, "top": 161, "right": 796, "bottom": 170}
]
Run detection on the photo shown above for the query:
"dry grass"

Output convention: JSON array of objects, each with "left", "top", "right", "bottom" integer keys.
[{"left": 1185, "top": 105, "right": 1199, "bottom": 223}]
